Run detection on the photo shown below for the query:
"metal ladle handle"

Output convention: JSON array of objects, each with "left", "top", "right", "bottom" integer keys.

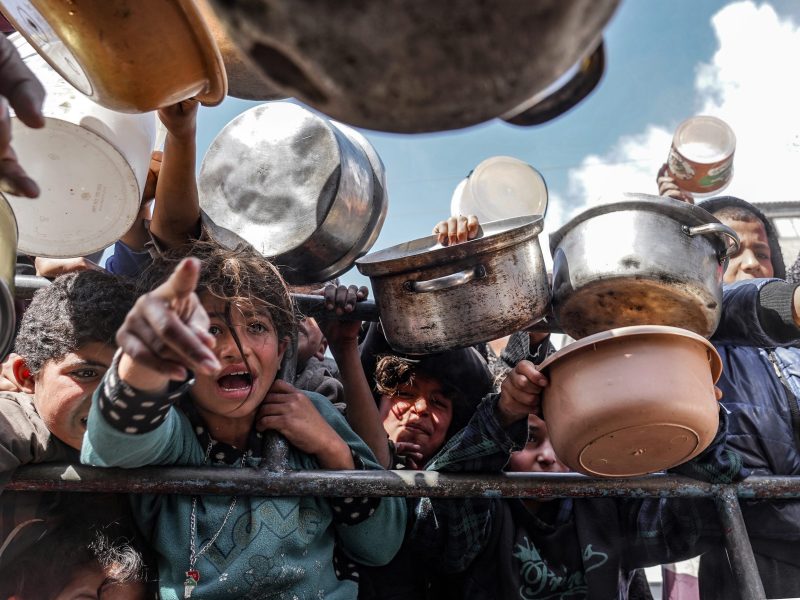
[{"left": 683, "top": 223, "right": 741, "bottom": 261}]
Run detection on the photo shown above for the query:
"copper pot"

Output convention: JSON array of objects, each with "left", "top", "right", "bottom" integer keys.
[
  {"left": 0, "top": 0, "right": 227, "bottom": 112},
  {"left": 540, "top": 325, "right": 722, "bottom": 478}
]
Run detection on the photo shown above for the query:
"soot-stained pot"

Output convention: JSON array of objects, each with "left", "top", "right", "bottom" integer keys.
[
  {"left": 549, "top": 194, "right": 740, "bottom": 339},
  {"left": 540, "top": 325, "right": 722, "bottom": 478},
  {"left": 356, "top": 216, "right": 550, "bottom": 354},
  {"left": 198, "top": 102, "right": 386, "bottom": 284},
  {"left": 205, "top": 0, "right": 619, "bottom": 132},
  {"left": 0, "top": 0, "right": 227, "bottom": 112}
]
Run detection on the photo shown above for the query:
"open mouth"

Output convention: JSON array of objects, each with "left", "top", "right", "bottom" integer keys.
[
  {"left": 217, "top": 371, "right": 254, "bottom": 392},
  {"left": 404, "top": 422, "right": 430, "bottom": 436}
]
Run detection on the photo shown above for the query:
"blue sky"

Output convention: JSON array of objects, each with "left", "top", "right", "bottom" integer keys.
[{"left": 194, "top": 1, "right": 800, "bottom": 288}]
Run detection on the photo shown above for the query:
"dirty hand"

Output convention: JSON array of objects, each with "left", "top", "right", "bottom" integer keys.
[
  {"left": 116, "top": 257, "right": 219, "bottom": 381},
  {"left": 157, "top": 99, "right": 199, "bottom": 141},
  {"left": 433, "top": 214, "right": 479, "bottom": 246},
  {"left": 0, "top": 34, "right": 45, "bottom": 197},
  {"left": 256, "top": 379, "right": 355, "bottom": 468},
  {"left": 318, "top": 284, "right": 369, "bottom": 349},
  {"left": 394, "top": 441, "right": 424, "bottom": 469},
  {"left": 498, "top": 359, "right": 548, "bottom": 427},
  {"left": 0, "top": 354, "right": 21, "bottom": 393},
  {"left": 657, "top": 163, "right": 695, "bottom": 204},
  {"left": 35, "top": 256, "right": 105, "bottom": 278}
]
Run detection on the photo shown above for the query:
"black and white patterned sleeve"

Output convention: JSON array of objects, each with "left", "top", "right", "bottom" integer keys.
[
  {"left": 328, "top": 449, "right": 382, "bottom": 525},
  {"left": 97, "top": 349, "right": 194, "bottom": 434}
]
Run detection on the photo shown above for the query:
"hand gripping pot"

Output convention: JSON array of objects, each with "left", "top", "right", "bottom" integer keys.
[
  {"left": 539, "top": 325, "right": 722, "bottom": 478},
  {"left": 5, "top": 34, "right": 156, "bottom": 258},
  {"left": 356, "top": 216, "right": 550, "bottom": 355}
]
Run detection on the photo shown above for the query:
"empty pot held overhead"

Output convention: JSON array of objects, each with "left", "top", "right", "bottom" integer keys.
[
  {"left": 205, "top": 0, "right": 619, "bottom": 132},
  {"left": 356, "top": 216, "right": 550, "bottom": 355},
  {"left": 549, "top": 194, "right": 739, "bottom": 339},
  {"left": 0, "top": 0, "right": 227, "bottom": 112},
  {"left": 198, "top": 102, "right": 386, "bottom": 284}
]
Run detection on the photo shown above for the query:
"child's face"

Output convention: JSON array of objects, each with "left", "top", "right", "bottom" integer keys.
[
  {"left": 33, "top": 342, "right": 115, "bottom": 450},
  {"left": 379, "top": 373, "right": 454, "bottom": 464},
  {"left": 191, "top": 296, "right": 287, "bottom": 425},
  {"left": 507, "top": 414, "right": 569, "bottom": 473},
  {"left": 296, "top": 317, "right": 326, "bottom": 368},
  {"left": 718, "top": 217, "right": 774, "bottom": 283}
]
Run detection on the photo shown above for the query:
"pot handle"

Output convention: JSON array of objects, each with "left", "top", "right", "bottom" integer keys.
[
  {"left": 405, "top": 265, "right": 486, "bottom": 293},
  {"left": 682, "top": 223, "right": 740, "bottom": 261}
]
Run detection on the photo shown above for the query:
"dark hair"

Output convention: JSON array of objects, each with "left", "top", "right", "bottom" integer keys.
[
  {"left": 0, "top": 513, "right": 145, "bottom": 598},
  {"left": 374, "top": 347, "right": 494, "bottom": 439},
  {"left": 136, "top": 241, "right": 296, "bottom": 342},
  {"left": 699, "top": 196, "right": 786, "bottom": 279},
  {"left": 14, "top": 270, "right": 137, "bottom": 374}
]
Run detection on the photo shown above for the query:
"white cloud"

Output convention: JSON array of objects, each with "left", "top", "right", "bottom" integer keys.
[{"left": 563, "top": 1, "right": 800, "bottom": 220}]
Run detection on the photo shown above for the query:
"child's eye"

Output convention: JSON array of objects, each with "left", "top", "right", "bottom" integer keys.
[
  {"left": 71, "top": 368, "right": 99, "bottom": 380},
  {"left": 247, "top": 321, "right": 268, "bottom": 334},
  {"left": 209, "top": 325, "right": 223, "bottom": 336},
  {"left": 431, "top": 396, "right": 450, "bottom": 410}
]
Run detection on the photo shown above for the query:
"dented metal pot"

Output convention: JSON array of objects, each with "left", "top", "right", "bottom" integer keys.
[
  {"left": 549, "top": 194, "right": 740, "bottom": 339},
  {"left": 356, "top": 216, "right": 550, "bottom": 354}
]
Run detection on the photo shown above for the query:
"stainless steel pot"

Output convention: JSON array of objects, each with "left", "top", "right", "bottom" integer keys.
[
  {"left": 0, "top": 194, "right": 17, "bottom": 358},
  {"left": 549, "top": 194, "right": 740, "bottom": 339},
  {"left": 198, "top": 102, "right": 387, "bottom": 284},
  {"left": 356, "top": 216, "right": 550, "bottom": 354}
]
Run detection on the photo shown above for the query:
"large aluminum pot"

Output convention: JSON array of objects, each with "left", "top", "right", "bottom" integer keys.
[
  {"left": 550, "top": 194, "right": 740, "bottom": 339},
  {"left": 0, "top": 194, "right": 17, "bottom": 359},
  {"left": 356, "top": 216, "right": 550, "bottom": 354},
  {"left": 205, "top": 0, "right": 619, "bottom": 132},
  {"left": 198, "top": 102, "right": 386, "bottom": 284},
  {"left": 0, "top": 0, "right": 227, "bottom": 112}
]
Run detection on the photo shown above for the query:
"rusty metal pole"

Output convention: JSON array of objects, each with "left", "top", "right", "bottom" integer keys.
[{"left": 715, "top": 487, "right": 766, "bottom": 600}]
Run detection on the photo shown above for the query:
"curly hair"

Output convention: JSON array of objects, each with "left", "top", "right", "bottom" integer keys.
[
  {"left": 14, "top": 270, "right": 137, "bottom": 374},
  {"left": 136, "top": 240, "right": 296, "bottom": 341}
]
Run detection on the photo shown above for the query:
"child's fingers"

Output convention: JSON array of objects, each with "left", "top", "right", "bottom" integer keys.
[
  {"left": 447, "top": 216, "right": 459, "bottom": 246},
  {"left": 467, "top": 215, "right": 479, "bottom": 239},
  {"left": 512, "top": 361, "right": 548, "bottom": 389},
  {"left": 432, "top": 219, "right": 449, "bottom": 246},
  {"left": 116, "top": 330, "right": 187, "bottom": 380},
  {"left": 153, "top": 257, "right": 201, "bottom": 303},
  {"left": 268, "top": 378, "right": 300, "bottom": 395},
  {"left": 456, "top": 215, "right": 469, "bottom": 243},
  {"left": 323, "top": 284, "right": 337, "bottom": 310},
  {"left": 356, "top": 286, "right": 369, "bottom": 301},
  {"left": 139, "top": 301, "right": 219, "bottom": 374}
]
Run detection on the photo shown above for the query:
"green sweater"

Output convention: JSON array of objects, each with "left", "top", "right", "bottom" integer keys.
[{"left": 81, "top": 376, "right": 405, "bottom": 600}]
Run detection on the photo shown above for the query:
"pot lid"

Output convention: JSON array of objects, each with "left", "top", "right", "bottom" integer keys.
[
  {"left": 451, "top": 156, "right": 548, "bottom": 222},
  {"left": 198, "top": 102, "right": 350, "bottom": 259},
  {"left": 539, "top": 324, "right": 722, "bottom": 383},
  {"left": 356, "top": 214, "right": 543, "bottom": 277},
  {"left": 549, "top": 193, "right": 725, "bottom": 255}
]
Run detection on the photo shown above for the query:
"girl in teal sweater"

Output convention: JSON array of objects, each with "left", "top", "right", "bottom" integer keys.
[{"left": 81, "top": 242, "right": 406, "bottom": 599}]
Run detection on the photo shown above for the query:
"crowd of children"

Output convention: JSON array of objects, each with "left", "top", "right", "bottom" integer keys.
[{"left": 1, "top": 29, "right": 800, "bottom": 600}]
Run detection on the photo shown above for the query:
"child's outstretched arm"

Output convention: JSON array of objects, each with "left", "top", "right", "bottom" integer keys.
[
  {"left": 149, "top": 100, "right": 201, "bottom": 249},
  {"left": 320, "top": 284, "right": 392, "bottom": 468}
]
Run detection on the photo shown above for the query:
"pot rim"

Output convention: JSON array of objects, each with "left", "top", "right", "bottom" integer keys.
[
  {"left": 549, "top": 193, "right": 726, "bottom": 255},
  {"left": 356, "top": 214, "right": 544, "bottom": 277},
  {"left": 538, "top": 324, "right": 722, "bottom": 383}
]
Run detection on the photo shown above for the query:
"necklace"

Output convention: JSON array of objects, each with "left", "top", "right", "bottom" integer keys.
[{"left": 184, "top": 439, "right": 247, "bottom": 598}]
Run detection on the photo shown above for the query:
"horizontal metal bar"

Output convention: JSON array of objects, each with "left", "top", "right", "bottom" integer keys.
[{"left": 7, "top": 465, "right": 800, "bottom": 499}]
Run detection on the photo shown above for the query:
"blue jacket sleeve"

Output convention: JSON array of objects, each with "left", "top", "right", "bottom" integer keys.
[
  {"left": 103, "top": 240, "right": 152, "bottom": 278},
  {"left": 715, "top": 279, "right": 800, "bottom": 346}
]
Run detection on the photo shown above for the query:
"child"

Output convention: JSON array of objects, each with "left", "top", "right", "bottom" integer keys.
[{"left": 81, "top": 241, "right": 406, "bottom": 599}]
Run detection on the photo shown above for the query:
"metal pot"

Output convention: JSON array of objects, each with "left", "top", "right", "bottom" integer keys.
[
  {"left": 0, "top": 194, "right": 17, "bottom": 359},
  {"left": 0, "top": 0, "right": 227, "bottom": 112},
  {"left": 198, "top": 102, "right": 386, "bottom": 284},
  {"left": 356, "top": 216, "right": 550, "bottom": 354},
  {"left": 206, "top": 0, "right": 619, "bottom": 132},
  {"left": 549, "top": 194, "right": 740, "bottom": 339}
]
